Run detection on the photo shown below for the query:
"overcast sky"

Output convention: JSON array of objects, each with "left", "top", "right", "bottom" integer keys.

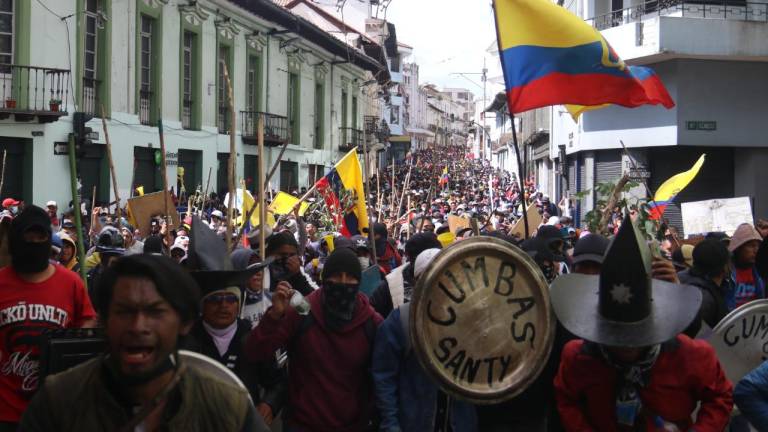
[{"left": 385, "top": 0, "right": 500, "bottom": 98}]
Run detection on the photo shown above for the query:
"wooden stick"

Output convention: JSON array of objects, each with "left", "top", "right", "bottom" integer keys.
[
  {"left": 101, "top": 105, "right": 121, "bottom": 221},
  {"left": 265, "top": 139, "right": 290, "bottom": 186},
  {"left": 0, "top": 150, "right": 7, "bottom": 197},
  {"left": 222, "top": 61, "right": 236, "bottom": 252},
  {"left": 157, "top": 119, "right": 172, "bottom": 246},
  {"left": 201, "top": 167, "right": 212, "bottom": 216},
  {"left": 362, "top": 135, "right": 377, "bottom": 265},
  {"left": 258, "top": 114, "right": 266, "bottom": 258}
]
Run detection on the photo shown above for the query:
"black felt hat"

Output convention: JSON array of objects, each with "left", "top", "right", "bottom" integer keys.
[
  {"left": 550, "top": 214, "right": 701, "bottom": 347},
  {"left": 187, "top": 215, "right": 270, "bottom": 296}
]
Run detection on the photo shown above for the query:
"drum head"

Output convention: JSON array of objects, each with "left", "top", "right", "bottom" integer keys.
[{"left": 409, "top": 236, "right": 555, "bottom": 404}]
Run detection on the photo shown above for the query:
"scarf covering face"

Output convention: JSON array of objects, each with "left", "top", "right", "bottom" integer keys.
[
  {"left": 323, "top": 282, "right": 358, "bottom": 331},
  {"left": 598, "top": 344, "right": 661, "bottom": 428}
]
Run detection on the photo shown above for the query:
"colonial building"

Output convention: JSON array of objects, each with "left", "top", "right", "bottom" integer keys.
[{"left": 0, "top": 0, "right": 388, "bottom": 209}]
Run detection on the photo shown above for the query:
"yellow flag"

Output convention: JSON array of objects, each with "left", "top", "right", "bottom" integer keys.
[
  {"left": 565, "top": 104, "right": 610, "bottom": 121},
  {"left": 269, "top": 192, "right": 309, "bottom": 216},
  {"left": 135, "top": 186, "right": 144, "bottom": 196},
  {"left": 241, "top": 188, "right": 275, "bottom": 227}
]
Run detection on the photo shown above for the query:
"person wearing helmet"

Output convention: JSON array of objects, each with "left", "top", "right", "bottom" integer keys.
[{"left": 86, "top": 226, "right": 126, "bottom": 305}]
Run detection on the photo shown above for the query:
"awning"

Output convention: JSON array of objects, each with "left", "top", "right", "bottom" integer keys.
[
  {"left": 406, "top": 127, "right": 435, "bottom": 137},
  {"left": 389, "top": 135, "right": 411, "bottom": 143}
]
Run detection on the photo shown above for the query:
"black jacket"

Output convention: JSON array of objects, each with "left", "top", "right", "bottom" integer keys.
[
  {"left": 369, "top": 264, "right": 415, "bottom": 319},
  {"left": 679, "top": 268, "right": 729, "bottom": 329},
  {"left": 187, "top": 318, "right": 286, "bottom": 412}
]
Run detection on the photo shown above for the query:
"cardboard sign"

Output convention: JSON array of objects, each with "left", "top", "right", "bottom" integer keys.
[
  {"left": 509, "top": 204, "right": 543, "bottom": 239},
  {"left": 127, "top": 191, "right": 180, "bottom": 238},
  {"left": 681, "top": 197, "right": 753, "bottom": 238},
  {"left": 448, "top": 215, "right": 471, "bottom": 234}
]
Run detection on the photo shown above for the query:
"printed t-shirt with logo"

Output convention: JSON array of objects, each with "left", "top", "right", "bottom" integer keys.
[{"left": 0, "top": 265, "right": 96, "bottom": 422}]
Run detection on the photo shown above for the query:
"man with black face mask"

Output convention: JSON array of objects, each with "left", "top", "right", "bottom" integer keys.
[
  {"left": 246, "top": 248, "right": 383, "bottom": 432},
  {"left": 0, "top": 205, "right": 97, "bottom": 431},
  {"left": 373, "top": 223, "right": 401, "bottom": 274}
]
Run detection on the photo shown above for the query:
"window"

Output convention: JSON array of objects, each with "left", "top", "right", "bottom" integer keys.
[
  {"left": 287, "top": 72, "right": 299, "bottom": 145},
  {"left": 351, "top": 96, "right": 358, "bottom": 131},
  {"left": 139, "top": 15, "right": 153, "bottom": 125},
  {"left": 390, "top": 105, "right": 400, "bottom": 125},
  {"left": 313, "top": 82, "right": 323, "bottom": 149},
  {"left": 82, "top": 0, "right": 100, "bottom": 115},
  {"left": 0, "top": 0, "right": 12, "bottom": 74},
  {"left": 246, "top": 54, "right": 260, "bottom": 111},
  {"left": 181, "top": 31, "right": 194, "bottom": 129},
  {"left": 308, "top": 164, "right": 325, "bottom": 186},
  {"left": 218, "top": 45, "right": 231, "bottom": 134}
]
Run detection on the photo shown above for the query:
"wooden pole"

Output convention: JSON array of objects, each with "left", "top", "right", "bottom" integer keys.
[
  {"left": 0, "top": 150, "right": 7, "bottom": 197},
  {"left": 157, "top": 119, "right": 172, "bottom": 245},
  {"left": 101, "top": 105, "right": 121, "bottom": 221},
  {"left": 222, "top": 61, "right": 236, "bottom": 252},
  {"left": 201, "top": 166, "right": 212, "bottom": 216},
  {"left": 257, "top": 114, "right": 266, "bottom": 259},
  {"left": 67, "top": 133, "right": 88, "bottom": 284},
  {"left": 362, "top": 136, "right": 377, "bottom": 265},
  {"left": 511, "top": 115, "right": 529, "bottom": 239}
]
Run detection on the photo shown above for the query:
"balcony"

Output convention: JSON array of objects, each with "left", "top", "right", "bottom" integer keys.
[
  {"left": 139, "top": 89, "right": 152, "bottom": 126},
  {"left": 181, "top": 97, "right": 193, "bottom": 130},
  {"left": 241, "top": 111, "right": 290, "bottom": 147},
  {"left": 587, "top": 0, "right": 768, "bottom": 62},
  {"left": 0, "top": 64, "right": 70, "bottom": 123},
  {"left": 81, "top": 77, "right": 101, "bottom": 117},
  {"left": 338, "top": 127, "right": 363, "bottom": 152}
]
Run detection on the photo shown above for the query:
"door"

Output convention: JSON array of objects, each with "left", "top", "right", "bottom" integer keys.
[
  {"left": 133, "top": 147, "right": 161, "bottom": 195},
  {"left": 279, "top": 161, "right": 298, "bottom": 192},
  {"left": 243, "top": 154, "right": 259, "bottom": 194},
  {"left": 79, "top": 144, "right": 109, "bottom": 205},
  {"left": 0, "top": 138, "right": 29, "bottom": 203},
  {"left": 217, "top": 152, "right": 230, "bottom": 198},
  {"left": 178, "top": 149, "right": 202, "bottom": 200}
]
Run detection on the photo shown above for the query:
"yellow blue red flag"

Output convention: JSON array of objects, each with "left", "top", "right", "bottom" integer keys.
[
  {"left": 315, "top": 148, "right": 369, "bottom": 236},
  {"left": 492, "top": 0, "right": 675, "bottom": 114},
  {"left": 648, "top": 154, "right": 706, "bottom": 220}
]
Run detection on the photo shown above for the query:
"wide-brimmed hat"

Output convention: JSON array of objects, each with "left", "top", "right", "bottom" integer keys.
[
  {"left": 550, "top": 214, "right": 701, "bottom": 347},
  {"left": 187, "top": 215, "right": 270, "bottom": 296}
]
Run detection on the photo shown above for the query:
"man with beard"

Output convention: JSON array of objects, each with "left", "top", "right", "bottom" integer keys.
[
  {"left": 0, "top": 206, "right": 96, "bottom": 431},
  {"left": 246, "top": 248, "right": 383, "bottom": 432},
  {"left": 20, "top": 254, "right": 269, "bottom": 431}
]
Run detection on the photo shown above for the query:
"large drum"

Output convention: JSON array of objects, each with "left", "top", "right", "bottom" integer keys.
[
  {"left": 409, "top": 236, "right": 555, "bottom": 404},
  {"left": 709, "top": 299, "right": 768, "bottom": 384}
]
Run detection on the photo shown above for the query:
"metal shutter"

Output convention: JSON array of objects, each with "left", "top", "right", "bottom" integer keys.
[
  {"left": 595, "top": 150, "right": 622, "bottom": 185},
  {"left": 578, "top": 156, "right": 588, "bottom": 222}
]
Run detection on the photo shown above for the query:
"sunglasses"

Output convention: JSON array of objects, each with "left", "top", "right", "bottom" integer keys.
[{"left": 204, "top": 294, "right": 239, "bottom": 305}]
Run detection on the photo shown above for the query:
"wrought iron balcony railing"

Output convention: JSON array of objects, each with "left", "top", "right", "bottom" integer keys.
[
  {"left": 0, "top": 64, "right": 70, "bottom": 122},
  {"left": 338, "top": 127, "right": 363, "bottom": 152},
  {"left": 182, "top": 97, "right": 194, "bottom": 130},
  {"left": 587, "top": 0, "right": 767, "bottom": 30},
  {"left": 139, "top": 89, "right": 152, "bottom": 125},
  {"left": 240, "top": 111, "right": 290, "bottom": 147}
]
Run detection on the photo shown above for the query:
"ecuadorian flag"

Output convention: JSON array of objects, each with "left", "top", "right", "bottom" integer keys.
[
  {"left": 648, "top": 154, "right": 705, "bottom": 220},
  {"left": 315, "top": 148, "right": 369, "bottom": 237},
  {"left": 493, "top": 0, "right": 675, "bottom": 114}
]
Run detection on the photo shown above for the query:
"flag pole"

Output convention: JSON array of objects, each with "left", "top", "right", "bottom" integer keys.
[{"left": 510, "top": 114, "right": 530, "bottom": 238}]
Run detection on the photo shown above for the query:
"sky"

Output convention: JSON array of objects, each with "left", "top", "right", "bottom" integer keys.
[{"left": 384, "top": 0, "right": 504, "bottom": 100}]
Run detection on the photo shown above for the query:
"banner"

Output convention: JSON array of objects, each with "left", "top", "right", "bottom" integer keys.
[{"left": 681, "top": 197, "right": 753, "bottom": 237}]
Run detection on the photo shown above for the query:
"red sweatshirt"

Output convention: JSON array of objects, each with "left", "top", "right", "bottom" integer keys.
[
  {"left": 555, "top": 335, "right": 733, "bottom": 432},
  {"left": 245, "top": 289, "right": 383, "bottom": 432}
]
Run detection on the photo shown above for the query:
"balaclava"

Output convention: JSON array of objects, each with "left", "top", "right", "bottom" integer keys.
[
  {"left": 321, "top": 248, "right": 362, "bottom": 331},
  {"left": 10, "top": 205, "right": 52, "bottom": 274},
  {"left": 373, "top": 223, "right": 388, "bottom": 257}
]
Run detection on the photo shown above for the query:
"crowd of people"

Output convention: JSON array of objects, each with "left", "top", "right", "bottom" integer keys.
[{"left": 1, "top": 145, "right": 768, "bottom": 431}]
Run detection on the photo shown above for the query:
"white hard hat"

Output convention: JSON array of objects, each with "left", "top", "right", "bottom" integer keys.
[{"left": 46, "top": 200, "right": 57, "bottom": 207}]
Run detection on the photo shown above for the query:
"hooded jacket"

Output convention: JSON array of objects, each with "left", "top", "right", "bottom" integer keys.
[
  {"left": 245, "top": 288, "right": 383, "bottom": 432},
  {"left": 679, "top": 268, "right": 729, "bottom": 329}
]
